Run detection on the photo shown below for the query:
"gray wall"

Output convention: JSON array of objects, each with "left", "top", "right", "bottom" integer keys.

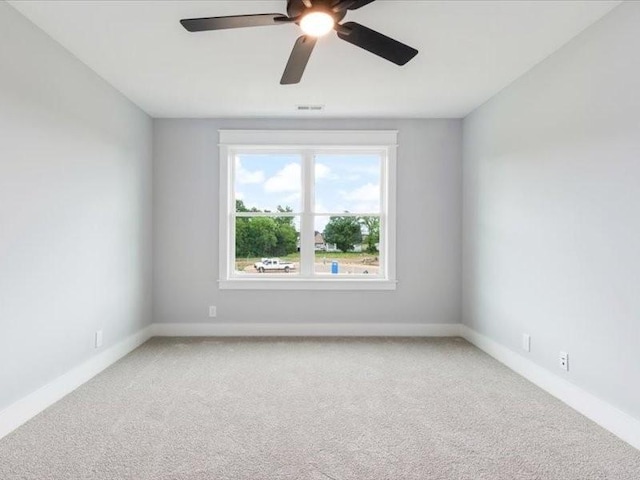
[
  {"left": 463, "top": 1, "right": 640, "bottom": 420},
  {"left": 0, "top": 3, "right": 153, "bottom": 410},
  {"left": 153, "top": 119, "right": 462, "bottom": 325}
]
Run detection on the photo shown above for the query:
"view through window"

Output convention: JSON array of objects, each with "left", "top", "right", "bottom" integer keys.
[{"left": 233, "top": 152, "right": 382, "bottom": 277}]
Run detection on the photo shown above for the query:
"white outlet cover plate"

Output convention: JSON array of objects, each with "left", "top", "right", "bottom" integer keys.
[
  {"left": 522, "top": 334, "right": 531, "bottom": 352},
  {"left": 559, "top": 351, "right": 569, "bottom": 371},
  {"left": 95, "top": 330, "right": 103, "bottom": 348},
  {"left": 209, "top": 306, "right": 217, "bottom": 318}
]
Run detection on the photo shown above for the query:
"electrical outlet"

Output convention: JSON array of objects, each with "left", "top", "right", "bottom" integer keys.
[
  {"left": 559, "top": 351, "right": 569, "bottom": 371},
  {"left": 209, "top": 306, "right": 217, "bottom": 318},
  {"left": 522, "top": 334, "right": 531, "bottom": 352},
  {"left": 95, "top": 330, "right": 103, "bottom": 349}
]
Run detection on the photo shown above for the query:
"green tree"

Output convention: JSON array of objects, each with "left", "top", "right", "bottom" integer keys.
[
  {"left": 272, "top": 205, "right": 298, "bottom": 256},
  {"left": 235, "top": 217, "right": 249, "bottom": 257},
  {"left": 359, "top": 217, "right": 380, "bottom": 254},
  {"left": 323, "top": 215, "right": 363, "bottom": 253},
  {"left": 235, "top": 200, "right": 251, "bottom": 257},
  {"left": 273, "top": 223, "right": 297, "bottom": 256},
  {"left": 236, "top": 199, "right": 248, "bottom": 213},
  {"left": 245, "top": 217, "right": 278, "bottom": 256},
  {"left": 234, "top": 202, "right": 298, "bottom": 257}
]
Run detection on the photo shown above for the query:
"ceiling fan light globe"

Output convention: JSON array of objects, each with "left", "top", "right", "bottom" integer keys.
[{"left": 300, "top": 12, "right": 335, "bottom": 37}]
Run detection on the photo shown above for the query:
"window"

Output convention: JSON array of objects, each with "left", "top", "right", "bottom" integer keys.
[{"left": 219, "top": 130, "right": 397, "bottom": 290}]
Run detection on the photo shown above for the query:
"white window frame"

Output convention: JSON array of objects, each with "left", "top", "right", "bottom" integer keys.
[{"left": 218, "top": 130, "right": 397, "bottom": 290}]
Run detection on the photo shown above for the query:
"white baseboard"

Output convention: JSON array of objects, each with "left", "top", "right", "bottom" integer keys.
[
  {"left": 0, "top": 325, "right": 154, "bottom": 441},
  {"left": 151, "top": 322, "right": 462, "bottom": 337},
  {"left": 460, "top": 325, "right": 640, "bottom": 451},
  {"left": 4, "top": 321, "right": 637, "bottom": 453}
]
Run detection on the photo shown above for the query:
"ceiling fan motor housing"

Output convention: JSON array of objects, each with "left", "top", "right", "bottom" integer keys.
[{"left": 287, "top": 0, "right": 347, "bottom": 24}]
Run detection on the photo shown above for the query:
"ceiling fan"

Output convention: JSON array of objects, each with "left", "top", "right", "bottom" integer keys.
[{"left": 180, "top": 0, "right": 419, "bottom": 85}]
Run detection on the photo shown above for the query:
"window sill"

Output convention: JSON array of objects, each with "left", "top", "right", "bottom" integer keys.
[{"left": 218, "top": 278, "right": 398, "bottom": 291}]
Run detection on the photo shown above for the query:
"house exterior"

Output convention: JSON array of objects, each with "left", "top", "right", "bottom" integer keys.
[{"left": 314, "top": 232, "right": 338, "bottom": 252}]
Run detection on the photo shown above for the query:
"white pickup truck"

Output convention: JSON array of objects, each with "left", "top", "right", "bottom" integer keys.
[{"left": 254, "top": 258, "right": 295, "bottom": 273}]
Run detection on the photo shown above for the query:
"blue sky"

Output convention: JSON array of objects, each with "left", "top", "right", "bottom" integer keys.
[{"left": 234, "top": 153, "right": 381, "bottom": 231}]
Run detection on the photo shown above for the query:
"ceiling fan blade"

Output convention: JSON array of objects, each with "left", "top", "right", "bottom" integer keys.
[
  {"left": 346, "top": 0, "right": 377, "bottom": 10},
  {"left": 281, "top": 36, "right": 317, "bottom": 85},
  {"left": 180, "top": 14, "right": 290, "bottom": 32},
  {"left": 332, "top": 0, "right": 377, "bottom": 11},
  {"left": 337, "top": 22, "right": 418, "bottom": 65}
]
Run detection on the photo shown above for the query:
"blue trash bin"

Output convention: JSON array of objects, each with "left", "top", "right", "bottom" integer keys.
[{"left": 331, "top": 261, "right": 339, "bottom": 274}]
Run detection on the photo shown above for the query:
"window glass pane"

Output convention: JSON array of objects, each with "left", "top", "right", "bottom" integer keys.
[
  {"left": 235, "top": 154, "right": 302, "bottom": 213},
  {"left": 314, "top": 154, "right": 381, "bottom": 214},
  {"left": 234, "top": 216, "right": 300, "bottom": 275},
  {"left": 313, "top": 215, "right": 382, "bottom": 276}
]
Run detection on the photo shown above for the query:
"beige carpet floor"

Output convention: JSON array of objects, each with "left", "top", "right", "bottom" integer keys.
[{"left": 0, "top": 337, "right": 639, "bottom": 479}]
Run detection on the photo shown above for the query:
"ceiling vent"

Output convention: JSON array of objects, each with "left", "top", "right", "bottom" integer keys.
[{"left": 296, "top": 105, "right": 325, "bottom": 112}]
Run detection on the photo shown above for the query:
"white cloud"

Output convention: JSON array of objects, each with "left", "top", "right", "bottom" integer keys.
[
  {"left": 235, "top": 158, "right": 265, "bottom": 184},
  {"left": 235, "top": 191, "right": 244, "bottom": 200},
  {"left": 315, "top": 163, "right": 333, "bottom": 181},
  {"left": 344, "top": 183, "right": 380, "bottom": 202},
  {"left": 264, "top": 163, "right": 301, "bottom": 193},
  {"left": 341, "top": 183, "right": 380, "bottom": 213}
]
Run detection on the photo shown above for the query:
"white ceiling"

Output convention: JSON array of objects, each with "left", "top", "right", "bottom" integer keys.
[{"left": 9, "top": 0, "right": 620, "bottom": 118}]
